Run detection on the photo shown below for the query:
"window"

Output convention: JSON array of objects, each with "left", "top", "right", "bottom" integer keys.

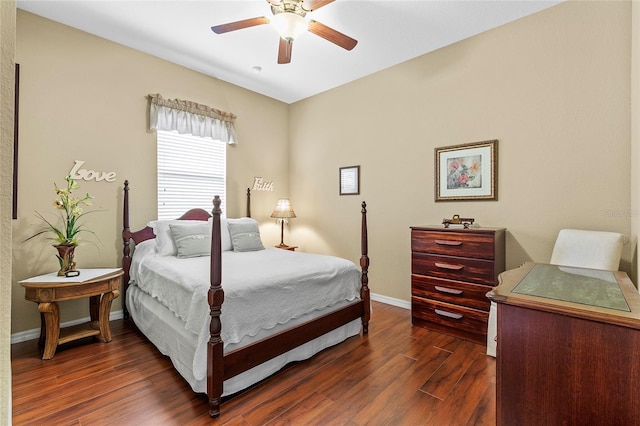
[{"left": 157, "top": 130, "right": 226, "bottom": 220}]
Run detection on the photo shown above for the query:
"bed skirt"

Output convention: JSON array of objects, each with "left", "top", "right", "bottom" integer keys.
[{"left": 126, "top": 284, "right": 362, "bottom": 396}]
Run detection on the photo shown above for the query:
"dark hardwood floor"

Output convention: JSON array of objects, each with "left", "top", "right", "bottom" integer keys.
[{"left": 11, "top": 301, "right": 496, "bottom": 425}]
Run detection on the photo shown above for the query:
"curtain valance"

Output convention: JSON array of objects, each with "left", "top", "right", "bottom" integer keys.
[{"left": 149, "top": 93, "right": 237, "bottom": 144}]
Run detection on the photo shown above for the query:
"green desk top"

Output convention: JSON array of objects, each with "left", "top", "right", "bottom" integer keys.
[{"left": 512, "top": 264, "right": 630, "bottom": 312}]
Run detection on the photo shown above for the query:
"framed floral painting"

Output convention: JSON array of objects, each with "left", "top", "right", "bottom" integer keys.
[{"left": 435, "top": 140, "right": 498, "bottom": 201}]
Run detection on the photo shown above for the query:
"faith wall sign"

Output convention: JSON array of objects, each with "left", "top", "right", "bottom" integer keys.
[{"left": 252, "top": 177, "right": 274, "bottom": 191}]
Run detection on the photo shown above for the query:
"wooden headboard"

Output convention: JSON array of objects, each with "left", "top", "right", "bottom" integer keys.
[
  {"left": 122, "top": 183, "right": 252, "bottom": 245},
  {"left": 121, "top": 181, "right": 252, "bottom": 318}
]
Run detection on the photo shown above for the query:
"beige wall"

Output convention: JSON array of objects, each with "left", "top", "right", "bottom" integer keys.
[
  {"left": 11, "top": 1, "right": 635, "bottom": 332},
  {"left": 289, "top": 1, "right": 632, "bottom": 302},
  {"left": 1, "top": 1, "right": 16, "bottom": 421},
  {"left": 12, "top": 11, "right": 290, "bottom": 333}
]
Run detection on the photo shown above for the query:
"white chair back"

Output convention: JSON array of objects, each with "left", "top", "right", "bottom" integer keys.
[{"left": 550, "top": 229, "right": 625, "bottom": 271}]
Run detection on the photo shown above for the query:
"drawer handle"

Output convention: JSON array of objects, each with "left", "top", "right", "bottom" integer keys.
[
  {"left": 435, "top": 262, "right": 464, "bottom": 271},
  {"left": 435, "top": 309, "right": 463, "bottom": 320},
  {"left": 435, "top": 286, "right": 463, "bottom": 295},
  {"left": 435, "top": 239, "right": 463, "bottom": 246}
]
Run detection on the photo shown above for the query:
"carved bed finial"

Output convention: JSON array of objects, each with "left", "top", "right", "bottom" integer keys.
[{"left": 247, "top": 188, "right": 251, "bottom": 218}]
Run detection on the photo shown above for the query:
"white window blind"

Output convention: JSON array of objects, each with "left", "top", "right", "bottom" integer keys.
[{"left": 157, "top": 130, "right": 226, "bottom": 220}]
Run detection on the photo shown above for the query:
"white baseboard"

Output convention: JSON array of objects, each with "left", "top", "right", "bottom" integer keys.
[
  {"left": 11, "top": 310, "right": 124, "bottom": 345},
  {"left": 11, "top": 293, "right": 409, "bottom": 344},
  {"left": 371, "top": 292, "right": 410, "bottom": 310}
]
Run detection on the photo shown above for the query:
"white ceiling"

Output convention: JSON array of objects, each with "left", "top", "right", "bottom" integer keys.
[{"left": 16, "top": 0, "right": 563, "bottom": 104}]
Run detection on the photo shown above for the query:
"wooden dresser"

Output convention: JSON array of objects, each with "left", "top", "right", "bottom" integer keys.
[
  {"left": 487, "top": 263, "right": 640, "bottom": 425},
  {"left": 410, "top": 226, "right": 505, "bottom": 344}
]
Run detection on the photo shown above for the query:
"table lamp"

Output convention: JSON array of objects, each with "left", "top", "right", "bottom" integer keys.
[{"left": 270, "top": 198, "right": 296, "bottom": 248}]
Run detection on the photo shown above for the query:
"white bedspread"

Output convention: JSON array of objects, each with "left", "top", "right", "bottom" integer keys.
[{"left": 129, "top": 240, "right": 361, "bottom": 380}]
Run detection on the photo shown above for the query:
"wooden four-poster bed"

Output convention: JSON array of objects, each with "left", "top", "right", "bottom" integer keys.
[{"left": 121, "top": 181, "right": 370, "bottom": 417}]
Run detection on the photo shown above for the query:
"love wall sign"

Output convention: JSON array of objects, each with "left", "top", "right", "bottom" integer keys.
[{"left": 68, "top": 160, "right": 117, "bottom": 182}]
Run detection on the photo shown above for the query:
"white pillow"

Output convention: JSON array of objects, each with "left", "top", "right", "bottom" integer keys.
[
  {"left": 227, "top": 218, "right": 265, "bottom": 252},
  {"left": 170, "top": 222, "right": 211, "bottom": 258},
  {"left": 148, "top": 220, "right": 206, "bottom": 256},
  {"left": 226, "top": 217, "right": 257, "bottom": 226},
  {"left": 208, "top": 217, "right": 232, "bottom": 251},
  {"left": 226, "top": 218, "right": 258, "bottom": 251}
]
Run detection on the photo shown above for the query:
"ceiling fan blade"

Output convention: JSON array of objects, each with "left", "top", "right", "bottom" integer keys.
[
  {"left": 308, "top": 20, "right": 357, "bottom": 51},
  {"left": 211, "top": 17, "right": 269, "bottom": 34},
  {"left": 302, "top": 0, "right": 335, "bottom": 12},
  {"left": 278, "top": 38, "right": 293, "bottom": 64}
]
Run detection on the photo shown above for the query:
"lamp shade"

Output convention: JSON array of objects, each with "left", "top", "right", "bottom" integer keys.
[
  {"left": 270, "top": 12, "right": 308, "bottom": 40},
  {"left": 270, "top": 198, "right": 296, "bottom": 219}
]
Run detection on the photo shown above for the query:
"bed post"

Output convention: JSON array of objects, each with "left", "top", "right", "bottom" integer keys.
[
  {"left": 208, "top": 196, "right": 225, "bottom": 417},
  {"left": 122, "top": 180, "right": 131, "bottom": 320},
  {"left": 360, "top": 201, "right": 370, "bottom": 334},
  {"left": 246, "top": 188, "right": 251, "bottom": 218}
]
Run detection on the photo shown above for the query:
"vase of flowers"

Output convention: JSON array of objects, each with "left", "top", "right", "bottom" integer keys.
[
  {"left": 54, "top": 243, "right": 77, "bottom": 276},
  {"left": 25, "top": 175, "right": 94, "bottom": 276}
]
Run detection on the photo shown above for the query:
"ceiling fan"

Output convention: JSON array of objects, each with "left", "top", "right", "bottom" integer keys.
[{"left": 211, "top": 0, "right": 358, "bottom": 64}]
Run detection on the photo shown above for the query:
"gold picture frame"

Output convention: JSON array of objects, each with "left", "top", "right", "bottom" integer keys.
[{"left": 435, "top": 140, "right": 498, "bottom": 201}]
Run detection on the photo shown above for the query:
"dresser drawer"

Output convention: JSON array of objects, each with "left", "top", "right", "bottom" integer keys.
[
  {"left": 411, "top": 274, "right": 491, "bottom": 311},
  {"left": 411, "top": 296, "right": 488, "bottom": 336},
  {"left": 411, "top": 230, "right": 495, "bottom": 260},
  {"left": 412, "top": 252, "right": 496, "bottom": 286}
]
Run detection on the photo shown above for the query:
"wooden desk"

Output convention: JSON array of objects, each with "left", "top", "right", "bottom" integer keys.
[
  {"left": 487, "top": 263, "right": 640, "bottom": 425},
  {"left": 20, "top": 268, "right": 123, "bottom": 359}
]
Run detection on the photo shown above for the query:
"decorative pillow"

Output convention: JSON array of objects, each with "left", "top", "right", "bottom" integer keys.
[
  {"left": 226, "top": 217, "right": 259, "bottom": 250},
  {"left": 208, "top": 217, "right": 232, "bottom": 251},
  {"left": 148, "top": 220, "right": 205, "bottom": 256},
  {"left": 227, "top": 218, "right": 265, "bottom": 252},
  {"left": 169, "top": 222, "right": 211, "bottom": 258}
]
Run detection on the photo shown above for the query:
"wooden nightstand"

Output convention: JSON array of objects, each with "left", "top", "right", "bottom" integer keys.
[
  {"left": 276, "top": 244, "right": 297, "bottom": 251},
  {"left": 20, "top": 268, "right": 123, "bottom": 359}
]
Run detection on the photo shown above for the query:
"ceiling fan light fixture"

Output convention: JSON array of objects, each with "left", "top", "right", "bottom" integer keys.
[
  {"left": 270, "top": 12, "right": 308, "bottom": 40},
  {"left": 211, "top": 0, "right": 355, "bottom": 64}
]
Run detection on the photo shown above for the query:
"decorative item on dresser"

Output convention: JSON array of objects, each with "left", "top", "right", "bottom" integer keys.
[{"left": 410, "top": 225, "right": 505, "bottom": 344}]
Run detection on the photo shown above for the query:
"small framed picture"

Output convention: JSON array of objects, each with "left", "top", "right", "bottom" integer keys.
[
  {"left": 339, "top": 166, "right": 360, "bottom": 195},
  {"left": 435, "top": 140, "right": 498, "bottom": 201}
]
